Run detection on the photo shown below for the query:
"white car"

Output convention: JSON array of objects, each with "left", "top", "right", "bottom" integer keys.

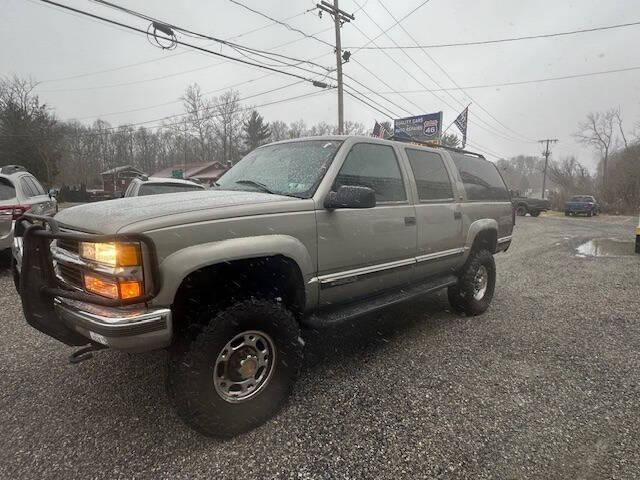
[
  {"left": 123, "top": 176, "right": 205, "bottom": 197},
  {"left": 0, "top": 165, "right": 57, "bottom": 253}
]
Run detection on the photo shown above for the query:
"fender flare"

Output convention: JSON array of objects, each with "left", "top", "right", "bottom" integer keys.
[
  {"left": 152, "top": 235, "right": 315, "bottom": 307},
  {"left": 463, "top": 219, "right": 498, "bottom": 260}
]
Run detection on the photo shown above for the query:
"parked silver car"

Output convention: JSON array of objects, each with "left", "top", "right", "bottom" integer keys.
[
  {"left": 0, "top": 165, "right": 57, "bottom": 252},
  {"left": 123, "top": 176, "right": 205, "bottom": 197}
]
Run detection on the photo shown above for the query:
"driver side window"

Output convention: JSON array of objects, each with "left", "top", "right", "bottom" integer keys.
[{"left": 334, "top": 143, "right": 406, "bottom": 203}]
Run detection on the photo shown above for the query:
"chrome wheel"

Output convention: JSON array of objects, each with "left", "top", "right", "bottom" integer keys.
[
  {"left": 473, "top": 265, "right": 488, "bottom": 300},
  {"left": 213, "top": 330, "right": 276, "bottom": 403}
]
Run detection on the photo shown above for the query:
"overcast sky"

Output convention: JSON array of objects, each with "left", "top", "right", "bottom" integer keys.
[{"left": 3, "top": 0, "right": 639, "bottom": 168}]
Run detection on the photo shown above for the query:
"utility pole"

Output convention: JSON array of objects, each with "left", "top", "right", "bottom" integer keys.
[
  {"left": 317, "top": 1, "right": 354, "bottom": 135},
  {"left": 539, "top": 138, "right": 558, "bottom": 199}
]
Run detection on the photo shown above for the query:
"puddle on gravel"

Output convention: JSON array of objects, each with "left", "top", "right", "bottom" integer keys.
[{"left": 574, "top": 238, "right": 636, "bottom": 257}]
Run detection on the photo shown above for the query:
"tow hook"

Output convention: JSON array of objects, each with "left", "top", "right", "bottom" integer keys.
[{"left": 69, "top": 343, "right": 108, "bottom": 364}]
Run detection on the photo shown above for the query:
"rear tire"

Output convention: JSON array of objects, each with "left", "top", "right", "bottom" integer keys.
[
  {"left": 448, "top": 249, "right": 496, "bottom": 316},
  {"left": 516, "top": 206, "right": 527, "bottom": 216},
  {"left": 530, "top": 211, "right": 540, "bottom": 217},
  {"left": 564, "top": 211, "right": 569, "bottom": 216},
  {"left": 587, "top": 211, "right": 592, "bottom": 217},
  {"left": 167, "top": 298, "right": 303, "bottom": 437}
]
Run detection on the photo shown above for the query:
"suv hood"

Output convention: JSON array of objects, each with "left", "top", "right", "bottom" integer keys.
[{"left": 54, "top": 190, "right": 299, "bottom": 233}]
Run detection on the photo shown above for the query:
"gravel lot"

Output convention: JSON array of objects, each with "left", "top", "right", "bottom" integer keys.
[{"left": 1, "top": 214, "right": 639, "bottom": 479}]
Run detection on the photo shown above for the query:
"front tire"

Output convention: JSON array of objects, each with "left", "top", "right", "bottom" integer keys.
[
  {"left": 167, "top": 299, "right": 303, "bottom": 437},
  {"left": 530, "top": 211, "right": 540, "bottom": 217},
  {"left": 448, "top": 249, "right": 496, "bottom": 316},
  {"left": 515, "top": 205, "right": 527, "bottom": 216}
]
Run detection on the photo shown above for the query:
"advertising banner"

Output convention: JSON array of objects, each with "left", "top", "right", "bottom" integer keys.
[{"left": 393, "top": 112, "right": 443, "bottom": 142}]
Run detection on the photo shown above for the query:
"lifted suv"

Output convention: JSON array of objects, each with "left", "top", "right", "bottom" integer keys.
[{"left": 14, "top": 136, "right": 513, "bottom": 437}]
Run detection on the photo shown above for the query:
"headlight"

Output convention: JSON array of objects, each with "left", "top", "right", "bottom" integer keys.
[{"left": 79, "top": 242, "right": 141, "bottom": 267}]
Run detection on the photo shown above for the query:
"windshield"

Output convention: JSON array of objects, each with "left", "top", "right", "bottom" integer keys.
[
  {"left": 569, "top": 196, "right": 594, "bottom": 202},
  {"left": 138, "top": 183, "right": 203, "bottom": 196},
  {"left": 0, "top": 178, "right": 16, "bottom": 201},
  {"left": 216, "top": 140, "right": 343, "bottom": 198}
]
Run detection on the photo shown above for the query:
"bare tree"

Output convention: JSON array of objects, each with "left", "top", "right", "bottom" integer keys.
[
  {"left": 574, "top": 110, "right": 616, "bottom": 194},
  {"left": 213, "top": 90, "right": 245, "bottom": 165},
  {"left": 613, "top": 108, "right": 628, "bottom": 149},
  {"left": 182, "top": 83, "right": 215, "bottom": 162},
  {"left": 288, "top": 119, "right": 307, "bottom": 139},
  {"left": 269, "top": 120, "right": 289, "bottom": 142}
]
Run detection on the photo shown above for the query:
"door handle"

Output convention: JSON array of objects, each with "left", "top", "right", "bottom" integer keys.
[
  {"left": 453, "top": 211, "right": 462, "bottom": 220},
  {"left": 404, "top": 216, "right": 416, "bottom": 226}
]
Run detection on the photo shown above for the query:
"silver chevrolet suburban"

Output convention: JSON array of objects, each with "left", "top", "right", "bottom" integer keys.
[{"left": 14, "top": 136, "right": 513, "bottom": 437}]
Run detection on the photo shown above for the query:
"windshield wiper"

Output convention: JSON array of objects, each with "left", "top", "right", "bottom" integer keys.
[{"left": 234, "top": 179, "right": 276, "bottom": 194}]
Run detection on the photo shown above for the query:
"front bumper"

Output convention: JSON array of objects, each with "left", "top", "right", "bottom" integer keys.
[
  {"left": 15, "top": 214, "right": 169, "bottom": 353},
  {"left": 55, "top": 299, "right": 172, "bottom": 352}
]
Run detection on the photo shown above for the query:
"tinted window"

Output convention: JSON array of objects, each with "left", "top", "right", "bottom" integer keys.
[
  {"left": 406, "top": 149, "right": 454, "bottom": 201},
  {"left": 26, "top": 176, "right": 46, "bottom": 196},
  {"left": 19, "top": 178, "right": 37, "bottom": 198},
  {"left": 450, "top": 153, "right": 509, "bottom": 201},
  {"left": 335, "top": 143, "right": 406, "bottom": 202},
  {"left": 138, "top": 183, "right": 204, "bottom": 196},
  {"left": 30, "top": 177, "right": 46, "bottom": 195},
  {"left": 0, "top": 178, "right": 15, "bottom": 201},
  {"left": 569, "top": 196, "right": 594, "bottom": 202}
]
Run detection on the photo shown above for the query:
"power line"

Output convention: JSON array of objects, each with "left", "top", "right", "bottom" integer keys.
[
  {"left": 92, "top": 0, "right": 331, "bottom": 72},
  {"left": 75, "top": 79, "right": 306, "bottom": 121},
  {"left": 38, "top": 0, "right": 334, "bottom": 88},
  {"left": 228, "top": 0, "right": 418, "bottom": 121},
  {"left": 38, "top": 9, "right": 317, "bottom": 83},
  {"left": 228, "top": 0, "right": 335, "bottom": 48},
  {"left": 372, "top": 0, "right": 536, "bottom": 143},
  {"left": 347, "top": 19, "right": 640, "bottom": 49},
  {"left": 350, "top": 0, "right": 433, "bottom": 55},
  {"left": 351, "top": 2, "right": 532, "bottom": 145},
  {"left": 373, "top": 64, "right": 640, "bottom": 92}
]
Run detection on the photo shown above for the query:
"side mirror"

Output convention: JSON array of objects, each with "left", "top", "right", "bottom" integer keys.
[
  {"left": 324, "top": 185, "right": 376, "bottom": 209},
  {"left": 48, "top": 189, "right": 58, "bottom": 199}
]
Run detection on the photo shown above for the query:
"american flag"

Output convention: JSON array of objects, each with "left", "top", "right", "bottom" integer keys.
[
  {"left": 454, "top": 106, "right": 469, "bottom": 148},
  {"left": 371, "top": 121, "right": 386, "bottom": 138}
]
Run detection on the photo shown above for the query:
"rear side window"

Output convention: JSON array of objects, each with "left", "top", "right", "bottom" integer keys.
[
  {"left": 28, "top": 176, "right": 46, "bottom": 195},
  {"left": 405, "top": 149, "right": 454, "bottom": 201},
  {"left": 19, "top": 177, "right": 37, "bottom": 198},
  {"left": 450, "top": 153, "right": 509, "bottom": 201},
  {"left": 335, "top": 143, "right": 406, "bottom": 202},
  {"left": 0, "top": 178, "right": 15, "bottom": 201}
]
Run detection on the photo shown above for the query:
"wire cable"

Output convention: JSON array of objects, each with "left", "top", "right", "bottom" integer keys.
[
  {"left": 372, "top": 0, "right": 536, "bottom": 143},
  {"left": 374, "top": 64, "right": 640, "bottom": 92},
  {"left": 38, "top": 0, "right": 334, "bottom": 87},
  {"left": 227, "top": 0, "right": 335, "bottom": 48},
  {"left": 38, "top": 9, "right": 314, "bottom": 83},
  {"left": 348, "top": 19, "right": 640, "bottom": 49}
]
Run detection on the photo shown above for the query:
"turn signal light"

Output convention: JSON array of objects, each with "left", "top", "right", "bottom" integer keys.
[
  {"left": 119, "top": 281, "right": 143, "bottom": 300},
  {"left": 83, "top": 274, "right": 144, "bottom": 300}
]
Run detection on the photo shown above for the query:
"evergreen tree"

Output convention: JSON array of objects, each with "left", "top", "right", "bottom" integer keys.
[{"left": 242, "top": 110, "right": 270, "bottom": 154}]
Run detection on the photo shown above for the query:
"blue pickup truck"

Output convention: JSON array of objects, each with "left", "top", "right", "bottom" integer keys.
[{"left": 564, "top": 195, "right": 599, "bottom": 217}]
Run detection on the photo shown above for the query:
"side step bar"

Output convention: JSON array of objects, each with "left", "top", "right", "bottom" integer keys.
[{"left": 303, "top": 274, "right": 458, "bottom": 328}]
